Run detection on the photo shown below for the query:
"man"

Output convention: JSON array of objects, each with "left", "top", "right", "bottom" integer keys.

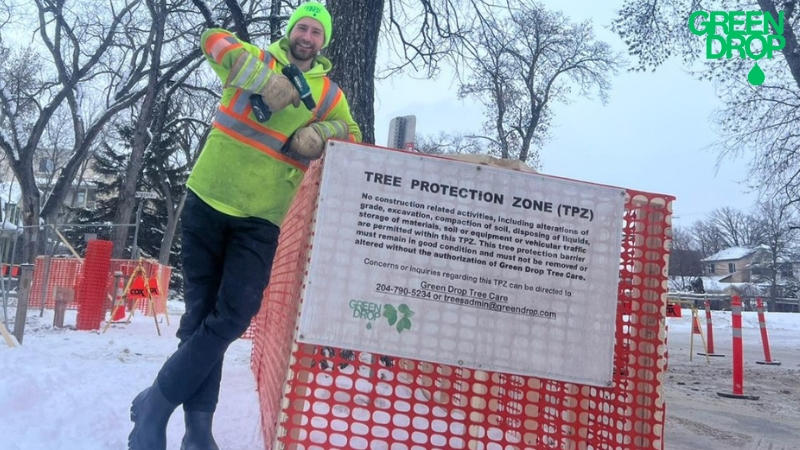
[{"left": 128, "top": 2, "right": 361, "bottom": 449}]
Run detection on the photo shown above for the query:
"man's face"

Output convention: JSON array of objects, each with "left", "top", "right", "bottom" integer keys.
[{"left": 289, "top": 17, "right": 325, "bottom": 62}]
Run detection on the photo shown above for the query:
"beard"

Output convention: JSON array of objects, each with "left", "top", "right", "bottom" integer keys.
[{"left": 289, "top": 40, "right": 317, "bottom": 62}]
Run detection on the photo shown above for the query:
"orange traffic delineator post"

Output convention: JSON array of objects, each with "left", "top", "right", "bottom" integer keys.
[
  {"left": 696, "top": 300, "right": 725, "bottom": 357},
  {"left": 111, "top": 301, "right": 126, "bottom": 321},
  {"left": 755, "top": 297, "right": 781, "bottom": 366},
  {"left": 109, "top": 271, "right": 127, "bottom": 322},
  {"left": 689, "top": 306, "right": 711, "bottom": 364},
  {"left": 717, "top": 296, "right": 759, "bottom": 400}
]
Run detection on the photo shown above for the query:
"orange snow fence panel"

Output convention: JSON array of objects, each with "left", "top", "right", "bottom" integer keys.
[
  {"left": 29, "top": 257, "right": 82, "bottom": 310},
  {"left": 250, "top": 144, "right": 674, "bottom": 450},
  {"left": 76, "top": 240, "right": 114, "bottom": 331}
]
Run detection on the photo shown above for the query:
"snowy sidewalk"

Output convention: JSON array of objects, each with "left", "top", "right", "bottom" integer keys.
[{"left": 0, "top": 307, "right": 263, "bottom": 450}]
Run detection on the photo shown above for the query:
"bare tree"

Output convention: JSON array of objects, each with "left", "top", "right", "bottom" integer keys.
[
  {"left": 414, "top": 131, "right": 484, "bottom": 155},
  {"left": 689, "top": 218, "right": 729, "bottom": 258},
  {"left": 611, "top": 0, "right": 800, "bottom": 206},
  {"left": 669, "top": 226, "right": 703, "bottom": 289},
  {"left": 152, "top": 68, "right": 217, "bottom": 264},
  {"left": 325, "top": 0, "right": 473, "bottom": 144},
  {"left": 109, "top": 0, "right": 251, "bottom": 258},
  {"left": 708, "top": 206, "right": 765, "bottom": 247},
  {"left": 0, "top": 0, "right": 158, "bottom": 261},
  {"left": 750, "top": 197, "right": 800, "bottom": 309},
  {"left": 111, "top": 0, "right": 177, "bottom": 258},
  {"left": 37, "top": 108, "right": 78, "bottom": 208},
  {"left": 325, "top": 1, "right": 385, "bottom": 145},
  {"left": 456, "top": 2, "right": 623, "bottom": 165}
]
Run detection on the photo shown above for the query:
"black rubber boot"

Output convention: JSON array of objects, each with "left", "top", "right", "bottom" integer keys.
[
  {"left": 180, "top": 411, "right": 220, "bottom": 450},
  {"left": 128, "top": 382, "right": 179, "bottom": 450}
]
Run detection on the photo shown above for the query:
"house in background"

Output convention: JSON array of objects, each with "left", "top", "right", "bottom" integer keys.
[
  {"left": 670, "top": 246, "right": 800, "bottom": 311},
  {"left": 701, "top": 245, "right": 798, "bottom": 293},
  {"left": 36, "top": 156, "right": 100, "bottom": 211},
  {"left": 701, "top": 246, "right": 764, "bottom": 283},
  {"left": 0, "top": 157, "right": 101, "bottom": 263}
]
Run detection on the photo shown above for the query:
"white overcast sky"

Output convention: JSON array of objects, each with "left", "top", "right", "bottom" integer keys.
[{"left": 372, "top": 1, "right": 760, "bottom": 229}]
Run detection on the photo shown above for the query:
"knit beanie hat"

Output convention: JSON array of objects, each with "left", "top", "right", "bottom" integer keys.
[{"left": 286, "top": 2, "right": 332, "bottom": 49}]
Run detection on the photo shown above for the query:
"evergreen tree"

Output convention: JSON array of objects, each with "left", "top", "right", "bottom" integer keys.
[{"left": 66, "top": 106, "right": 189, "bottom": 292}]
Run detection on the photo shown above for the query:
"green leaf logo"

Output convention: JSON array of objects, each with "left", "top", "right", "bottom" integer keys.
[
  {"left": 383, "top": 304, "right": 398, "bottom": 326},
  {"left": 384, "top": 303, "right": 414, "bottom": 333},
  {"left": 397, "top": 316, "right": 412, "bottom": 333},
  {"left": 398, "top": 304, "right": 414, "bottom": 318}
]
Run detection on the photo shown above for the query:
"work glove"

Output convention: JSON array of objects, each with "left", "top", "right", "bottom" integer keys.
[
  {"left": 287, "top": 120, "right": 349, "bottom": 159},
  {"left": 226, "top": 53, "right": 300, "bottom": 113},
  {"left": 260, "top": 73, "right": 301, "bottom": 112}
]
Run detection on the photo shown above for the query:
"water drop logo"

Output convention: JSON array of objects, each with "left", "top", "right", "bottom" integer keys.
[
  {"left": 748, "top": 63, "right": 765, "bottom": 85},
  {"left": 688, "top": 11, "right": 786, "bottom": 85}
]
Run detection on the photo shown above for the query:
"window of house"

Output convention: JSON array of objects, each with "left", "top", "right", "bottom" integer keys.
[
  {"left": 728, "top": 263, "right": 736, "bottom": 273},
  {"left": 38, "top": 158, "right": 55, "bottom": 174},
  {"left": 707, "top": 264, "right": 715, "bottom": 275},
  {"left": 76, "top": 191, "right": 86, "bottom": 206},
  {"left": 3, "top": 202, "right": 20, "bottom": 224}
]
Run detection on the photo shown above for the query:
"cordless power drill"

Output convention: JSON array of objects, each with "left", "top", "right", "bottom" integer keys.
[{"left": 250, "top": 64, "right": 316, "bottom": 122}]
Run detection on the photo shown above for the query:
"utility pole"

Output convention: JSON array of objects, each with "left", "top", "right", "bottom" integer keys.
[{"left": 133, "top": 191, "right": 159, "bottom": 259}]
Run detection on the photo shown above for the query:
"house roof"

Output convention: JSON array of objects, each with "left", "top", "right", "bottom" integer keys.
[
  {"left": 701, "top": 246, "right": 758, "bottom": 262},
  {"left": 668, "top": 275, "right": 765, "bottom": 294}
]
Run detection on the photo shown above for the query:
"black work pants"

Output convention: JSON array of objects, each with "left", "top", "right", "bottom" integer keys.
[{"left": 156, "top": 190, "right": 279, "bottom": 412}]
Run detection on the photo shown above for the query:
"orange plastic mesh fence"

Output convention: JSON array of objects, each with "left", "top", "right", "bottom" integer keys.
[
  {"left": 75, "top": 240, "right": 114, "bottom": 331},
  {"left": 29, "top": 257, "right": 83, "bottom": 310},
  {"left": 251, "top": 160, "right": 323, "bottom": 441},
  {"left": 29, "top": 256, "right": 170, "bottom": 315},
  {"left": 251, "top": 162, "right": 672, "bottom": 450}
]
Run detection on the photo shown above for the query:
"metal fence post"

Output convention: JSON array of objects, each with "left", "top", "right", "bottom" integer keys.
[{"left": 13, "top": 264, "right": 34, "bottom": 344}]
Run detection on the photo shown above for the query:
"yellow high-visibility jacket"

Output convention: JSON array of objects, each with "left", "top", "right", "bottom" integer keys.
[{"left": 188, "top": 29, "right": 362, "bottom": 225}]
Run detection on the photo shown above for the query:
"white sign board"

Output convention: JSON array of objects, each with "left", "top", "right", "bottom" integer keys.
[{"left": 297, "top": 142, "right": 626, "bottom": 386}]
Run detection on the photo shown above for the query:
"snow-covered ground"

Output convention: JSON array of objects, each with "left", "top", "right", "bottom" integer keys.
[
  {"left": 1, "top": 302, "right": 799, "bottom": 450},
  {"left": 0, "top": 302, "right": 263, "bottom": 450}
]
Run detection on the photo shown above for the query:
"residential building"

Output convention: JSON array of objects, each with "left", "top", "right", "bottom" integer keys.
[
  {"left": 700, "top": 246, "right": 763, "bottom": 283},
  {"left": 701, "top": 244, "right": 797, "bottom": 291}
]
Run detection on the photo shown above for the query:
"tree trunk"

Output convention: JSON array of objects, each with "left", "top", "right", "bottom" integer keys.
[
  {"left": 14, "top": 163, "right": 42, "bottom": 263},
  {"left": 770, "top": 270, "right": 778, "bottom": 312},
  {"left": 269, "top": 0, "right": 283, "bottom": 43},
  {"left": 158, "top": 190, "right": 187, "bottom": 264},
  {"left": 758, "top": 0, "right": 800, "bottom": 90},
  {"left": 111, "top": 0, "right": 167, "bottom": 258},
  {"left": 325, "top": 0, "right": 384, "bottom": 144}
]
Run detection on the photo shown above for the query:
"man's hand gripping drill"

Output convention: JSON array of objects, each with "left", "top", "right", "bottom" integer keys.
[{"left": 249, "top": 64, "right": 316, "bottom": 122}]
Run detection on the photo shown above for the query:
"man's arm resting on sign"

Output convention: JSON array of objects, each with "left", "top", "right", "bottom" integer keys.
[{"left": 287, "top": 120, "right": 350, "bottom": 159}]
